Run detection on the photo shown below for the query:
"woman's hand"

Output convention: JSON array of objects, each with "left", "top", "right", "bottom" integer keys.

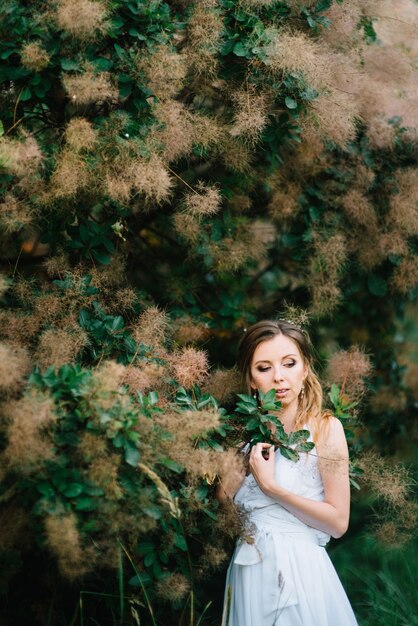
[{"left": 249, "top": 443, "right": 276, "bottom": 495}]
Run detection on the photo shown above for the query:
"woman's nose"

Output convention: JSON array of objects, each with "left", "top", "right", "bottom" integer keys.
[{"left": 273, "top": 367, "right": 284, "bottom": 382}]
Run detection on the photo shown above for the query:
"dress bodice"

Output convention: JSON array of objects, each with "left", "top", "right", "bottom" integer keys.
[{"left": 234, "top": 436, "right": 330, "bottom": 547}]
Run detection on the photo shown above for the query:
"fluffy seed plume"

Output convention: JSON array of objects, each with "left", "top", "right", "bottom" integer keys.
[
  {"left": 49, "top": 149, "right": 89, "bottom": 198},
  {"left": 156, "top": 573, "right": 190, "bottom": 602},
  {"left": 65, "top": 117, "right": 97, "bottom": 151},
  {"left": 390, "top": 255, "right": 418, "bottom": 295},
  {"left": 308, "top": 231, "right": 348, "bottom": 317},
  {"left": 95, "top": 360, "right": 126, "bottom": 391},
  {"left": 327, "top": 346, "right": 372, "bottom": 399},
  {"left": 230, "top": 88, "right": 271, "bottom": 144},
  {"left": 0, "top": 194, "right": 33, "bottom": 233},
  {"left": 35, "top": 327, "right": 88, "bottom": 370},
  {"left": 386, "top": 168, "right": 418, "bottom": 237},
  {"left": 203, "top": 367, "right": 242, "bottom": 404},
  {"left": 137, "top": 45, "right": 187, "bottom": 101},
  {"left": 341, "top": 189, "right": 378, "bottom": 228},
  {"left": 268, "top": 181, "right": 301, "bottom": 222},
  {"left": 20, "top": 42, "right": 50, "bottom": 71},
  {"left": 152, "top": 100, "right": 194, "bottom": 162},
  {"left": 56, "top": 0, "right": 107, "bottom": 40},
  {"left": 171, "top": 347, "right": 209, "bottom": 388},
  {"left": 130, "top": 155, "right": 172, "bottom": 204},
  {"left": 0, "top": 343, "right": 30, "bottom": 394},
  {"left": 3, "top": 392, "right": 57, "bottom": 471},
  {"left": 45, "top": 513, "right": 93, "bottom": 578},
  {"left": 186, "top": 0, "right": 224, "bottom": 75},
  {"left": 173, "top": 316, "right": 210, "bottom": 345},
  {"left": 183, "top": 182, "right": 221, "bottom": 218},
  {"left": 122, "top": 362, "right": 165, "bottom": 394},
  {"left": 131, "top": 306, "right": 170, "bottom": 349},
  {"left": 0, "top": 135, "right": 42, "bottom": 178},
  {"left": 62, "top": 71, "right": 117, "bottom": 105},
  {"left": 357, "top": 451, "right": 413, "bottom": 508},
  {"left": 172, "top": 212, "right": 201, "bottom": 244}
]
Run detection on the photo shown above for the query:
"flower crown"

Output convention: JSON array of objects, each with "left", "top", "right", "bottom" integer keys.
[{"left": 277, "top": 317, "right": 306, "bottom": 333}]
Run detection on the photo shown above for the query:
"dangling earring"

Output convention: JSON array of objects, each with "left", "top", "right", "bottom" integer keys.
[{"left": 299, "top": 384, "right": 305, "bottom": 399}]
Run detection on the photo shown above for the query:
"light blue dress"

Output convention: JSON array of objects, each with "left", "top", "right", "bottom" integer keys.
[{"left": 222, "top": 439, "right": 358, "bottom": 626}]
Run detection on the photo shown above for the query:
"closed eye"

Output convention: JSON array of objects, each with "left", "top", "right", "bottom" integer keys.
[
  {"left": 257, "top": 366, "right": 271, "bottom": 372},
  {"left": 284, "top": 360, "right": 296, "bottom": 367}
]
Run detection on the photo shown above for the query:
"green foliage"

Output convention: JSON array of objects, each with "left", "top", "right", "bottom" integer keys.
[
  {"left": 233, "top": 388, "right": 314, "bottom": 460},
  {"left": 0, "top": 0, "right": 417, "bottom": 623}
]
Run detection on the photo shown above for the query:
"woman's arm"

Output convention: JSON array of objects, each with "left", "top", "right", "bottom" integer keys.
[{"left": 249, "top": 418, "right": 350, "bottom": 538}]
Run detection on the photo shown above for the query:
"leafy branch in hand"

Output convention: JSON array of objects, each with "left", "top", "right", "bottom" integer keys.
[{"left": 233, "top": 388, "right": 314, "bottom": 462}]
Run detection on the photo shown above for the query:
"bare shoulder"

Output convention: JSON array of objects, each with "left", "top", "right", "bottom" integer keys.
[
  {"left": 316, "top": 416, "right": 349, "bottom": 472},
  {"left": 323, "top": 416, "right": 347, "bottom": 445}
]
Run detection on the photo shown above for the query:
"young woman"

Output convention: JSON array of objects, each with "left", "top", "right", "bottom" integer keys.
[{"left": 220, "top": 319, "right": 358, "bottom": 626}]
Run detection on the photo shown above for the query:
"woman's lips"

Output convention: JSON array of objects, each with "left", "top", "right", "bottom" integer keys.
[{"left": 275, "top": 389, "right": 289, "bottom": 397}]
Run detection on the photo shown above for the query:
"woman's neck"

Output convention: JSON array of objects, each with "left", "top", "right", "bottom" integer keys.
[{"left": 273, "top": 403, "right": 299, "bottom": 434}]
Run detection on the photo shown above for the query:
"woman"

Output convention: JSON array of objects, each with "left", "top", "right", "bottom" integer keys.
[{"left": 220, "top": 319, "right": 358, "bottom": 626}]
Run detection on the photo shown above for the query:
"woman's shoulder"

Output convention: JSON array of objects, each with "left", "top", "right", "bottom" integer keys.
[{"left": 316, "top": 414, "right": 349, "bottom": 460}]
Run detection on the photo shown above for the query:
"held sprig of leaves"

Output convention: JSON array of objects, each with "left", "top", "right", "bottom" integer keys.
[{"left": 233, "top": 388, "right": 314, "bottom": 461}]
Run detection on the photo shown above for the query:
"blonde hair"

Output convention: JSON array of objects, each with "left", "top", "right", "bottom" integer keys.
[{"left": 237, "top": 319, "right": 331, "bottom": 443}]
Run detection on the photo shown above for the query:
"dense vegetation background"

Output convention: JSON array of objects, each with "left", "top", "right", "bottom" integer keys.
[{"left": 0, "top": 0, "right": 417, "bottom": 624}]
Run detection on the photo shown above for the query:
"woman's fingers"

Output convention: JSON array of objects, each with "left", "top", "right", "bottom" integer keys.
[{"left": 250, "top": 443, "right": 274, "bottom": 459}]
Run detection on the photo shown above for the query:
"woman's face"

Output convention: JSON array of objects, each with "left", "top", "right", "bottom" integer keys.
[{"left": 249, "top": 333, "right": 307, "bottom": 409}]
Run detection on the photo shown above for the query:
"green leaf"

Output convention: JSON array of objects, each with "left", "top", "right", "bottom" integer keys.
[
  {"left": 0, "top": 120, "right": 4, "bottom": 138},
  {"left": 75, "top": 497, "right": 97, "bottom": 511},
  {"left": 148, "top": 390, "right": 159, "bottom": 405},
  {"left": 233, "top": 41, "right": 248, "bottom": 57},
  {"left": 124, "top": 443, "right": 140, "bottom": 467},
  {"left": 245, "top": 418, "right": 260, "bottom": 430},
  {"left": 62, "top": 483, "right": 84, "bottom": 498},
  {"left": 329, "top": 383, "right": 340, "bottom": 408},
  {"left": 296, "top": 441, "right": 315, "bottom": 453},
  {"left": 91, "top": 249, "right": 111, "bottom": 264},
  {"left": 110, "top": 315, "right": 124, "bottom": 331},
  {"left": 159, "top": 458, "right": 183, "bottom": 473},
  {"left": 20, "top": 87, "right": 31, "bottom": 101},
  {"left": 37, "top": 483, "right": 55, "bottom": 498},
  {"left": 285, "top": 96, "right": 297, "bottom": 109},
  {"left": 288, "top": 429, "right": 310, "bottom": 445},
  {"left": 368, "top": 274, "right": 387, "bottom": 296},
  {"left": 280, "top": 447, "right": 299, "bottom": 462},
  {"left": 174, "top": 533, "right": 187, "bottom": 551},
  {"left": 60, "top": 58, "right": 79, "bottom": 71}
]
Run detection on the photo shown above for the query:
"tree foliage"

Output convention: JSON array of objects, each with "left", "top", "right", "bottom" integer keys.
[{"left": 0, "top": 0, "right": 417, "bottom": 623}]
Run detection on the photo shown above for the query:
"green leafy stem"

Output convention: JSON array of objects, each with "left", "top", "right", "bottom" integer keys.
[{"left": 234, "top": 388, "right": 314, "bottom": 462}]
